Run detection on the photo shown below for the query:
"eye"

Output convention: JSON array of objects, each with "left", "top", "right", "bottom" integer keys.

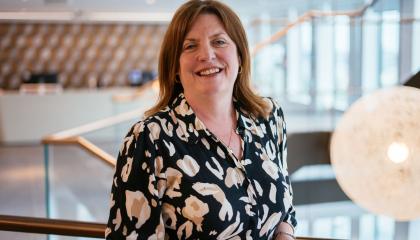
[
  {"left": 213, "top": 39, "right": 227, "bottom": 46},
  {"left": 183, "top": 42, "right": 196, "bottom": 51}
]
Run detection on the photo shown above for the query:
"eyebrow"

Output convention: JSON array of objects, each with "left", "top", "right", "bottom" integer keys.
[{"left": 183, "top": 32, "right": 228, "bottom": 42}]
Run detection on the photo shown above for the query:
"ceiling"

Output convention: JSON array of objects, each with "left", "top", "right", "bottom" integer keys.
[{"left": 0, "top": 0, "right": 371, "bottom": 22}]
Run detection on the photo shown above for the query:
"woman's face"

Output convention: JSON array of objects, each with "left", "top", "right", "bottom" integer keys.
[{"left": 179, "top": 13, "right": 240, "bottom": 100}]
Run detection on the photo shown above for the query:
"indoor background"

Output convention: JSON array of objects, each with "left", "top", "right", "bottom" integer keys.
[{"left": 0, "top": 0, "right": 419, "bottom": 239}]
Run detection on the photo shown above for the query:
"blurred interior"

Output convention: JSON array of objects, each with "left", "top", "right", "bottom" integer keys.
[{"left": 0, "top": 0, "right": 419, "bottom": 239}]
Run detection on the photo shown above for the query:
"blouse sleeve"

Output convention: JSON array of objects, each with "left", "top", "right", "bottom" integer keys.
[
  {"left": 272, "top": 100, "right": 298, "bottom": 230},
  {"left": 105, "top": 121, "right": 166, "bottom": 239}
]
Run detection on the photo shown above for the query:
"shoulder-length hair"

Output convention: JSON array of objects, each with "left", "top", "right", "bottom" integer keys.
[{"left": 145, "top": 0, "right": 271, "bottom": 118}]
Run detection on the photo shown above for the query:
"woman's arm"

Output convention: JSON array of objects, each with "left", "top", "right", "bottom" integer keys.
[
  {"left": 271, "top": 99, "right": 297, "bottom": 239},
  {"left": 105, "top": 121, "right": 166, "bottom": 239},
  {"left": 274, "top": 221, "right": 295, "bottom": 240}
]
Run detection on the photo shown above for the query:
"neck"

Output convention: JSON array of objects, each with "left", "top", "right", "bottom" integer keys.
[
  {"left": 184, "top": 92, "right": 234, "bottom": 125},
  {"left": 184, "top": 92, "right": 240, "bottom": 158}
]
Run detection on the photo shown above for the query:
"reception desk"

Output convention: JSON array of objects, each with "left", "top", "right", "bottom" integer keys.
[{"left": 0, "top": 87, "right": 157, "bottom": 144}]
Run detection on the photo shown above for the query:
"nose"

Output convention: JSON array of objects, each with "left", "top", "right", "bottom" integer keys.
[{"left": 197, "top": 42, "right": 215, "bottom": 61}]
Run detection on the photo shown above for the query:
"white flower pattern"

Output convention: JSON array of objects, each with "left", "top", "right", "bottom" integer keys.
[{"left": 106, "top": 93, "right": 296, "bottom": 239}]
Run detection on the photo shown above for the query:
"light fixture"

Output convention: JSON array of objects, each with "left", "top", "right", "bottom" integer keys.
[
  {"left": 0, "top": 11, "right": 172, "bottom": 23},
  {"left": 387, "top": 142, "right": 409, "bottom": 164},
  {"left": 330, "top": 86, "right": 420, "bottom": 221}
]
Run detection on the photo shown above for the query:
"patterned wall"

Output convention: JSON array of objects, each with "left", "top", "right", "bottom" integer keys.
[{"left": 0, "top": 22, "right": 167, "bottom": 89}]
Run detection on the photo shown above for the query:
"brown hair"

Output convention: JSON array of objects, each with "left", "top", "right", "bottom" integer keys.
[{"left": 145, "top": 0, "right": 271, "bottom": 118}]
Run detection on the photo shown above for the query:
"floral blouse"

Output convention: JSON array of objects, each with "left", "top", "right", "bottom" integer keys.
[{"left": 105, "top": 93, "right": 297, "bottom": 240}]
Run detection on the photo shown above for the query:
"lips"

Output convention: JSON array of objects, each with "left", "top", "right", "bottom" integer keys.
[{"left": 196, "top": 67, "right": 222, "bottom": 76}]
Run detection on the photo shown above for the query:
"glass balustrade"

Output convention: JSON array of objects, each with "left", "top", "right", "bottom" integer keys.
[{"left": 43, "top": 120, "right": 136, "bottom": 240}]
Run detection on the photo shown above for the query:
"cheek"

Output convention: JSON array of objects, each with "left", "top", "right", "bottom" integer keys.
[
  {"left": 178, "top": 57, "right": 185, "bottom": 72},
  {"left": 228, "top": 56, "right": 240, "bottom": 72},
  {"left": 179, "top": 56, "right": 193, "bottom": 73},
  {"left": 226, "top": 49, "right": 240, "bottom": 68}
]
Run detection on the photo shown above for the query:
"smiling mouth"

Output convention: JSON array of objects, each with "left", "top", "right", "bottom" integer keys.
[{"left": 196, "top": 67, "right": 222, "bottom": 77}]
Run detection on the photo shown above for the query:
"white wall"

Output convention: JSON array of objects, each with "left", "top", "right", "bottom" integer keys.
[{"left": 0, "top": 88, "right": 157, "bottom": 144}]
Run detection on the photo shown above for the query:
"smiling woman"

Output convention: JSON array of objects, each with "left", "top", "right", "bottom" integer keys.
[
  {"left": 179, "top": 14, "right": 240, "bottom": 100},
  {"left": 106, "top": 1, "right": 297, "bottom": 239}
]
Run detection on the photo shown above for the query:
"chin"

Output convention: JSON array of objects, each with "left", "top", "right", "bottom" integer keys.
[{"left": 201, "top": 86, "right": 233, "bottom": 97}]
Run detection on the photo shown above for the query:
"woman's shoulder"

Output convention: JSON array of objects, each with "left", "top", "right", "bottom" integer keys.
[
  {"left": 260, "top": 96, "right": 284, "bottom": 119},
  {"left": 126, "top": 106, "right": 174, "bottom": 141},
  {"left": 142, "top": 106, "right": 173, "bottom": 123}
]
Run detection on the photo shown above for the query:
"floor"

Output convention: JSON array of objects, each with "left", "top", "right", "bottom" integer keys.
[
  {"left": 0, "top": 143, "right": 116, "bottom": 240},
  {"left": 0, "top": 144, "right": 47, "bottom": 240}
]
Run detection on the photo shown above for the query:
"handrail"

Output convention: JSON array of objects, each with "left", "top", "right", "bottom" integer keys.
[
  {"left": 41, "top": 104, "right": 150, "bottom": 167},
  {"left": 41, "top": 82, "right": 157, "bottom": 167},
  {"left": 112, "top": 80, "right": 159, "bottom": 103},
  {"left": 250, "top": 16, "right": 420, "bottom": 26},
  {"left": 0, "top": 214, "right": 105, "bottom": 238},
  {"left": 41, "top": 105, "right": 148, "bottom": 167},
  {"left": 251, "top": 0, "right": 377, "bottom": 56},
  {"left": 0, "top": 214, "right": 341, "bottom": 240},
  {"left": 42, "top": 136, "right": 117, "bottom": 167}
]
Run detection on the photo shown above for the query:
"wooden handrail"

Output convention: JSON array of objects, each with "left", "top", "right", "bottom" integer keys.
[
  {"left": 251, "top": 0, "right": 377, "bottom": 56},
  {"left": 0, "top": 215, "right": 105, "bottom": 238},
  {"left": 43, "top": 104, "right": 150, "bottom": 139},
  {"left": 41, "top": 82, "right": 157, "bottom": 167},
  {"left": 42, "top": 136, "right": 117, "bottom": 167},
  {"left": 41, "top": 105, "right": 148, "bottom": 167},
  {"left": 41, "top": 105, "right": 149, "bottom": 168},
  {"left": 0, "top": 214, "right": 342, "bottom": 240},
  {"left": 112, "top": 80, "right": 159, "bottom": 103}
]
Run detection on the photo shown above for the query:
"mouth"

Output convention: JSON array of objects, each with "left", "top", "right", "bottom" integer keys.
[{"left": 196, "top": 67, "right": 223, "bottom": 77}]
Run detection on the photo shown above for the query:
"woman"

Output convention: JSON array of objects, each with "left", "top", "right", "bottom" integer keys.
[{"left": 106, "top": 0, "right": 297, "bottom": 239}]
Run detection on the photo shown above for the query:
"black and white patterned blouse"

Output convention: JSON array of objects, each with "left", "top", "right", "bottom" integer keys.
[{"left": 106, "top": 93, "right": 297, "bottom": 240}]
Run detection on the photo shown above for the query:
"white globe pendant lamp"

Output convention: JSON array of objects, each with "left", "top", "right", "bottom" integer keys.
[{"left": 330, "top": 86, "right": 420, "bottom": 221}]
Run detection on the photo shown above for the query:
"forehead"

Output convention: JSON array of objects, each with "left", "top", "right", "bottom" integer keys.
[{"left": 184, "top": 13, "right": 227, "bottom": 38}]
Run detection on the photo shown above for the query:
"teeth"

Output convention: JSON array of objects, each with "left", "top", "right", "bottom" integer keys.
[{"left": 199, "top": 68, "right": 220, "bottom": 76}]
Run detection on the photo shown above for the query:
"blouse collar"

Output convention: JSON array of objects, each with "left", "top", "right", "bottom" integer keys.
[{"left": 169, "top": 92, "right": 255, "bottom": 144}]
